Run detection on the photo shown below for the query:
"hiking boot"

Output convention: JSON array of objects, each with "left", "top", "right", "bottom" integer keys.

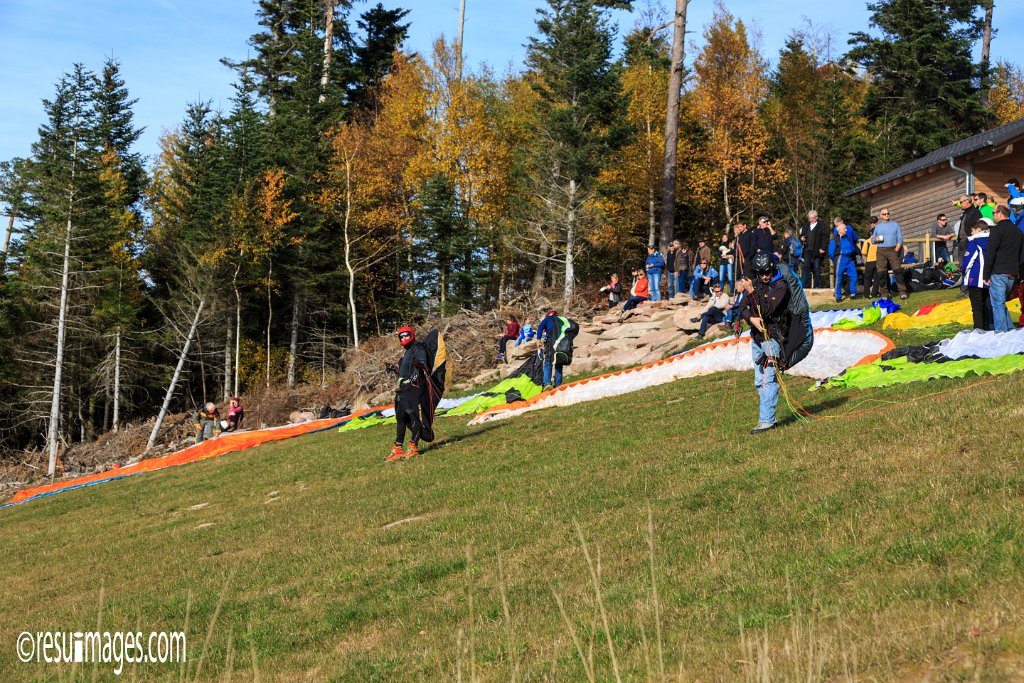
[
  {"left": 750, "top": 422, "right": 777, "bottom": 434},
  {"left": 385, "top": 444, "right": 404, "bottom": 462},
  {"left": 402, "top": 442, "right": 420, "bottom": 460},
  {"left": 542, "top": 384, "right": 553, "bottom": 392},
  {"left": 690, "top": 317, "right": 700, "bottom": 323},
  {"left": 900, "top": 293, "right": 908, "bottom": 300}
]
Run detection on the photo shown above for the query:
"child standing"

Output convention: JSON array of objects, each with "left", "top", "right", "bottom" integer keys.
[{"left": 962, "top": 219, "right": 992, "bottom": 331}]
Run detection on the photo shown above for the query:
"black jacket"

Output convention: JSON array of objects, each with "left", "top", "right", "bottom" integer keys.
[
  {"left": 734, "top": 230, "right": 756, "bottom": 276},
  {"left": 754, "top": 227, "right": 776, "bottom": 255},
  {"left": 983, "top": 219, "right": 1024, "bottom": 279},
  {"left": 800, "top": 220, "right": 828, "bottom": 257},
  {"left": 397, "top": 342, "right": 428, "bottom": 393},
  {"left": 739, "top": 274, "right": 791, "bottom": 345}
]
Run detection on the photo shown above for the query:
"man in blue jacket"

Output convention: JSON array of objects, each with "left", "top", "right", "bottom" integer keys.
[
  {"left": 645, "top": 244, "right": 666, "bottom": 302},
  {"left": 827, "top": 217, "right": 860, "bottom": 303}
]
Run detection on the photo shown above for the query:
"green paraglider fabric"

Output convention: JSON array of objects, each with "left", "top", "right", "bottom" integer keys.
[{"left": 825, "top": 353, "right": 1024, "bottom": 390}]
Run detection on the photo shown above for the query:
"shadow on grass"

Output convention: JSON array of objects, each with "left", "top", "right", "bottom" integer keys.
[
  {"left": 429, "top": 422, "right": 504, "bottom": 449},
  {"left": 775, "top": 393, "right": 850, "bottom": 427}
]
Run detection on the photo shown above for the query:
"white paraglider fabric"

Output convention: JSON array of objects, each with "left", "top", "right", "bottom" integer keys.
[
  {"left": 469, "top": 329, "right": 891, "bottom": 426},
  {"left": 936, "top": 327, "right": 1024, "bottom": 360}
]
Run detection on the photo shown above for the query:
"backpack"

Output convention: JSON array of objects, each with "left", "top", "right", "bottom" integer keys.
[
  {"left": 550, "top": 316, "right": 579, "bottom": 366},
  {"left": 776, "top": 263, "right": 814, "bottom": 371},
  {"left": 416, "top": 329, "right": 449, "bottom": 442}
]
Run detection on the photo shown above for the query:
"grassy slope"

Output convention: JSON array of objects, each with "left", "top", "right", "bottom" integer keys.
[{"left": 4, "top": 289, "right": 1024, "bottom": 681}]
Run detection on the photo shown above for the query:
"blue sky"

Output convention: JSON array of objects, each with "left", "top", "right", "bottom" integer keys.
[{"left": 1, "top": 0, "right": 1022, "bottom": 167}]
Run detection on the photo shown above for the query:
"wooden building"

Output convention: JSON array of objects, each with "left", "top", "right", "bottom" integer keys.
[{"left": 846, "top": 118, "right": 1024, "bottom": 258}]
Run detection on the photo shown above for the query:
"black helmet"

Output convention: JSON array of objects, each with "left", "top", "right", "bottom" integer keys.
[{"left": 751, "top": 252, "right": 775, "bottom": 276}]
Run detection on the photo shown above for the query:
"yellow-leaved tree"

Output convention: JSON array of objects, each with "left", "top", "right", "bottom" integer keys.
[
  {"left": 989, "top": 60, "right": 1024, "bottom": 126},
  {"left": 317, "top": 51, "right": 427, "bottom": 346},
  {"left": 689, "top": 3, "right": 787, "bottom": 229}
]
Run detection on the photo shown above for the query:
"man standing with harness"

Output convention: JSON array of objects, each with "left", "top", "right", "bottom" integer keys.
[
  {"left": 386, "top": 326, "right": 428, "bottom": 462},
  {"left": 739, "top": 253, "right": 812, "bottom": 434}
]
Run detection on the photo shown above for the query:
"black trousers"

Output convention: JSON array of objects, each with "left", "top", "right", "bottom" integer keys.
[
  {"left": 698, "top": 307, "right": 725, "bottom": 336},
  {"left": 968, "top": 286, "right": 993, "bottom": 331},
  {"left": 862, "top": 262, "right": 878, "bottom": 296},
  {"left": 395, "top": 391, "right": 422, "bottom": 445}
]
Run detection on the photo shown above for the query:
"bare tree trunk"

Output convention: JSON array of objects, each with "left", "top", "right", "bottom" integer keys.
[
  {"left": 287, "top": 292, "right": 300, "bottom": 388},
  {"left": 112, "top": 328, "right": 122, "bottom": 433},
  {"left": 146, "top": 299, "right": 206, "bottom": 453},
  {"left": 658, "top": 0, "right": 688, "bottom": 250},
  {"left": 46, "top": 149, "right": 77, "bottom": 477},
  {"left": 1, "top": 214, "right": 13, "bottom": 269},
  {"left": 456, "top": 0, "right": 466, "bottom": 80},
  {"left": 532, "top": 240, "right": 549, "bottom": 294},
  {"left": 980, "top": 0, "right": 994, "bottom": 108},
  {"left": 722, "top": 169, "right": 731, "bottom": 226},
  {"left": 564, "top": 179, "right": 577, "bottom": 304},
  {"left": 223, "top": 321, "right": 232, "bottom": 402},
  {"left": 343, "top": 158, "right": 360, "bottom": 348},
  {"left": 233, "top": 261, "right": 242, "bottom": 396},
  {"left": 319, "top": 1, "right": 336, "bottom": 103},
  {"left": 266, "top": 260, "right": 273, "bottom": 388}
]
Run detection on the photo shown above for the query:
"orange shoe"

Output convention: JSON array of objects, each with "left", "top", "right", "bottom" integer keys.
[
  {"left": 401, "top": 442, "right": 420, "bottom": 460},
  {"left": 385, "top": 444, "right": 404, "bottom": 462}
]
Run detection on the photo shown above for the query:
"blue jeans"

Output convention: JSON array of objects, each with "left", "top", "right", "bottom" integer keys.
[
  {"left": 690, "top": 276, "right": 712, "bottom": 299},
  {"left": 834, "top": 255, "right": 858, "bottom": 301},
  {"left": 622, "top": 296, "right": 647, "bottom": 311},
  {"left": 676, "top": 270, "right": 689, "bottom": 295},
  {"left": 543, "top": 357, "right": 563, "bottom": 388},
  {"left": 719, "top": 263, "right": 734, "bottom": 294},
  {"left": 648, "top": 271, "right": 662, "bottom": 301},
  {"left": 667, "top": 272, "right": 676, "bottom": 298},
  {"left": 989, "top": 274, "right": 1015, "bottom": 331},
  {"left": 934, "top": 243, "right": 950, "bottom": 263},
  {"left": 752, "top": 338, "right": 781, "bottom": 425}
]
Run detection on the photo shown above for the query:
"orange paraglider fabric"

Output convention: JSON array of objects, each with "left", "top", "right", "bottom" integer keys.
[{"left": 4, "top": 408, "right": 383, "bottom": 508}]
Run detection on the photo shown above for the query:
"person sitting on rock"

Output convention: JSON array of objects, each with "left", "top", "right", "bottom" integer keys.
[
  {"left": 221, "top": 397, "right": 244, "bottom": 432},
  {"left": 621, "top": 268, "right": 650, "bottom": 312},
  {"left": 688, "top": 259, "right": 719, "bottom": 300},
  {"left": 497, "top": 315, "right": 521, "bottom": 362},
  {"left": 599, "top": 273, "right": 622, "bottom": 308},
  {"left": 193, "top": 402, "right": 221, "bottom": 444},
  {"left": 515, "top": 318, "right": 535, "bottom": 347},
  {"left": 690, "top": 284, "right": 731, "bottom": 338}
]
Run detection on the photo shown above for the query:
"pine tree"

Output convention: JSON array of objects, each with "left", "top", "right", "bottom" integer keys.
[
  {"left": 349, "top": 3, "right": 411, "bottom": 113},
  {"left": 16, "top": 64, "right": 108, "bottom": 473},
  {"left": 848, "top": 0, "right": 993, "bottom": 166},
  {"left": 525, "top": 0, "right": 630, "bottom": 302}
]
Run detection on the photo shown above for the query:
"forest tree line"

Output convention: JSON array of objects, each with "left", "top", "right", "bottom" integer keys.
[{"left": 0, "top": 0, "right": 1020, "bottom": 465}]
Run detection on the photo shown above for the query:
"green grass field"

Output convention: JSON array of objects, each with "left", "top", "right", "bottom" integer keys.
[{"left": 4, "top": 289, "right": 1024, "bottom": 681}]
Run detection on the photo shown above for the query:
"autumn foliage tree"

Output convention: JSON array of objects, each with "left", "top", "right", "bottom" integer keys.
[{"left": 688, "top": 4, "right": 786, "bottom": 229}]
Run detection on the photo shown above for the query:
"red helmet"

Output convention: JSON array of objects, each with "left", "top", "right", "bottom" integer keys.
[{"left": 397, "top": 326, "right": 415, "bottom": 346}]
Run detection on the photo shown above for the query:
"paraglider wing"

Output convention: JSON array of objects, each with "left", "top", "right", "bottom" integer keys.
[{"left": 417, "top": 329, "right": 447, "bottom": 442}]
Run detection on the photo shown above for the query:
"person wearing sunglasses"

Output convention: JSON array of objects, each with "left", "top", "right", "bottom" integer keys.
[{"left": 386, "top": 326, "right": 428, "bottom": 462}]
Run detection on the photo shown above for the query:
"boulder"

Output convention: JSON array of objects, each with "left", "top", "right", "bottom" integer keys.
[
  {"left": 640, "top": 351, "right": 664, "bottom": 365},
  {"left": 636, "top": 328, "right": 686, "bottom": 348},
  {"left": 568, "top": 357, "right": 597, "bottom": 374},
  {"left": 672, "top": 308, "right": 702, "bottom": 332},
  {"left": 604, "top": 348, "right": 649, "bottom": 368},
  {"left": 650, "top": 309, "right": 677, "bottom": 323},
  {"left": 472, "top": 369, "right": 500, "bottom": 385},
  {"left": 589, "top": 337, "right": 637, "bottom": 357},
  {"left": 600, "top": 321, "right": 663, "bottom": 340},
  {"left": 574, "top": 331, "right": 601, "bottom": 348},
  {"left": 655, "top": 330, "right": 692, "bottom": 352}
]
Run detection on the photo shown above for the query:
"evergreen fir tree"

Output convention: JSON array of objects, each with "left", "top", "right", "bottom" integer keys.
[
  {"left": 525, "top": 0, "right": 631, "bottom": 301},
  {"left": 847, "top": 0, "right": 993, "bottom": 165}
]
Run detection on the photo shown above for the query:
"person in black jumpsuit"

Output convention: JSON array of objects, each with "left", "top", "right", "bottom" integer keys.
[{"left": 387, "top": 326, "right": 428, "bottom": 462}]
